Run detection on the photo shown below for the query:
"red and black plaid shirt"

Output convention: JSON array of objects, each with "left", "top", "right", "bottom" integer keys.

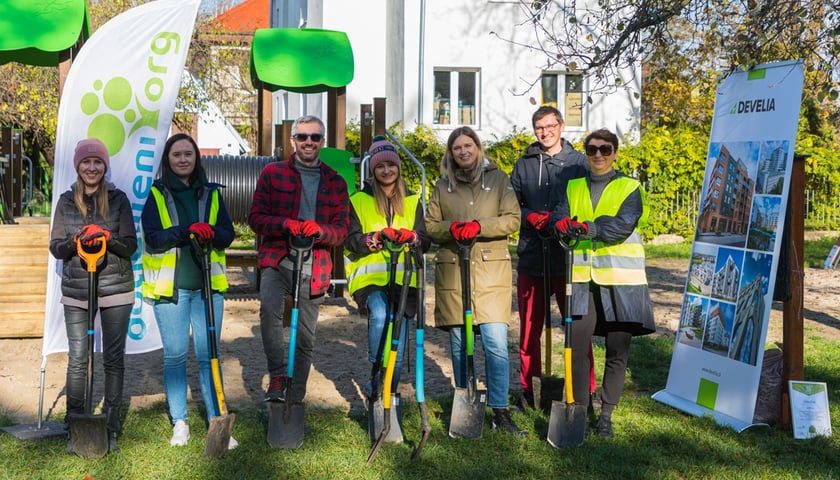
[{"left": 248, "top": 158, "right": 349, "bottom": 296}]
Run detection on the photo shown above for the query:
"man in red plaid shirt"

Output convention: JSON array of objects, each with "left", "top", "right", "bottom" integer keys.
[{"left": 248, "top": 115, "right": 350, "bottom": 405}]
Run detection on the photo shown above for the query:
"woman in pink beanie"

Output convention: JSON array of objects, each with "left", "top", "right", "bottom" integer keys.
[
  {"left": 49, "top": 137, "right": 137, "bottom": 454},
  {"left": 344, "top": 138, "right": 431, "bottom": 413}
]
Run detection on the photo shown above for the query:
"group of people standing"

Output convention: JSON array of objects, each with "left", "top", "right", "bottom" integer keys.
[{"left": 50, "top": 106, "right": 653, "bottom": 454}]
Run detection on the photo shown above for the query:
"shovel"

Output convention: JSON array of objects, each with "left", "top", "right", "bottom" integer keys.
[
  {"left": 368, "top": 241, "right": 412, "bottom": 463},
  {"left": 448, "top": 238, "right": 486, "bottom": 440},
  {"left": 267, "top": 234, "right": 315, "bottom": 449},
  {"left": 367, "top": 242, "right": 405, "bottom": 446},
  {"left": 547, "top": 231, "right": 588, "bottom": 448},
  {"left": 532, "top": 230, "right": 565, "bottom": 412},
  {"left": 191, "top": 236, "right": 235, "bottom": 459},
  {"left": 411, "top": 246, "right": 431, "bottom": 461},
  {"left": 67, "top": 236, "right": 109, "bottom": 459}
]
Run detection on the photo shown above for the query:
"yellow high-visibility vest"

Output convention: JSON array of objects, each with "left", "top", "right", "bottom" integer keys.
[
  {"left": 344, "top": 193, "right": 420, "bottom": 295},
  {"left": 567, "top": 176, "right": 648, "bottom": 286},
  {"left": 142, "top": 185, "right": 228, "bottom": 299}
]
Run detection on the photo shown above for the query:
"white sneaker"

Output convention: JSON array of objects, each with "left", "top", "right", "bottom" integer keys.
[
  {"left": 170, "top": 420, "right": 190, "bottom": 446},
  {"left": 228, "top": 436, "right": 239, "bottom": 450}
]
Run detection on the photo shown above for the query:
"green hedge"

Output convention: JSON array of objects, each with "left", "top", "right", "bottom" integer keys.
[{"left": 348, "top": 122, "right": 840, "bottom": 240}]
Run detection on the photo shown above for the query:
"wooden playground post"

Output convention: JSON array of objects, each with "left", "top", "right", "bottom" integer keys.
[
  {"left": 257, "top": 87, "right": 273, "bottom": 157},
  {"left": 780, "top": 154, "right": 805, "bottom": 428},
  {"left": 373, "top": 97, "right": 386, "bottom": 137}
]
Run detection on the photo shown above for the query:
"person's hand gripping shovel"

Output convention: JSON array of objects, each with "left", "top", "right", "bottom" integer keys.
[
  {"left": 190, "top": 234, "right": 235, "bottom": 459},
  {"left": 67, "top": 232, "right": 109, "bottom": 459},
  {"left": 267, "top": 233, "right": 315, "bottom": 449},
  {"left": 547, "top": 224, "right": 588, "bottom": 448},
  {"left": 367, "top": 238, "right": 413, "bottom": 463},
  {"left": 448, "top": 233, "right": 486, "bottom": 440}
]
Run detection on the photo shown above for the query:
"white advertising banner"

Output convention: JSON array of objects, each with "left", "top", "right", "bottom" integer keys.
[
  {"left": 652, "top": 60, "right": 804, "bottom": 431},
  {"left": 44, "top": 0, "right": 200, "bottom": 356}
]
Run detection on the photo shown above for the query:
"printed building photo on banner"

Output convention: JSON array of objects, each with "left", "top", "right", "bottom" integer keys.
[
  {"left": 711, "top": 246, "right": 744, "bottom": 303},
  {"left": 702, "top": 300, "right": 734, "bottom": 357},
  {"left": 729, "top": 251, "right": 773, "bottom": 365},
  {"left": 746, "top": 195, "right": 782, "bottom": 251},
  {"left": 696, "top": 142, "right": 759, "bottom": 248},
  {"left": 755, "top": 140, "right": 790, "bottom": 195},
  {"left": 678, "top": 294, "right": 707, "bottom": 347},
  {"left": 687, "top": 243, "right": 716, "bottom": 296}
]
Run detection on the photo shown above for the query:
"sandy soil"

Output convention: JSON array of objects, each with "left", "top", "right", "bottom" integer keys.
[{"left": 2, "top": 258, "right": 839, "bottom": 426}]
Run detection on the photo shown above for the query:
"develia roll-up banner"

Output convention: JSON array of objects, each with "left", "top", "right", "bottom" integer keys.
[
  {"left": 652, "top": 60, "right": 804, "bottom": 431},
  {"left": 43, "top": 0, "right": 200, "bottom": 356}
]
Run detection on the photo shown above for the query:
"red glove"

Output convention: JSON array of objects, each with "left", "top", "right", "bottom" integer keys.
[
  {"left": 74, "top": 224, "right": 93, "bottom": 242},
  {"left": 379, "top": 227, "right": 400, "bottom": 243},
  {"left": 300, "top": 219, "right": 322, "bottom": 238},
  {"left": 451, "top": 221, "right": 481, "bottom": 241},
  {"left": 284, "top": 218, "right": 303, "bottom": 235},
  {"left": 189, "top": 222, "right": 214, "bottom": 243},
  {"left": 79, "top": 224, "right": 110, "bottom": 246},
  {"left": 571, "top": 219, "right": 589, "bottom": 236},
  {"left": 526, "top": 211, "right": 550, "bottom": 230},
  {"left": 554, "top": 216, "right": 574, "bottom": 235},
  {"left": 397, "top": 228, "right": 418, "bottom": 244}
]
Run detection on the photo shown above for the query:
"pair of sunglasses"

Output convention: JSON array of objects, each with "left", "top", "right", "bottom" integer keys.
[
  {"left": 585, "top": 144, "right": 614, "bottom": 156},
  {"left": 293, "top": 133, "right": 324, "bottom": 142}
]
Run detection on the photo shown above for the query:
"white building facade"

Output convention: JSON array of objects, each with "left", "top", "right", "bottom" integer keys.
[{"left": 269, "top": 0, "right": 641, "bottom": 144}]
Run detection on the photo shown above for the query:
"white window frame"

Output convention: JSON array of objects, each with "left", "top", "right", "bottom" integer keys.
[
  {"left": 432, "top": 67, "right": 480, "bottom": 127},
  {"left": 541, "top": 71, "right": 585, "bottom": 132}
]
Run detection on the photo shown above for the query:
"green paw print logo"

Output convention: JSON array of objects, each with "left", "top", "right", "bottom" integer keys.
[{"left": 80, "top": 77, "right": 160, "bottom": 156}]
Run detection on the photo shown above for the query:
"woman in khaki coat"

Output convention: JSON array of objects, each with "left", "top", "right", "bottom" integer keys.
[{"left": 425, "top": 126, "right": 525, "bottom": 436}]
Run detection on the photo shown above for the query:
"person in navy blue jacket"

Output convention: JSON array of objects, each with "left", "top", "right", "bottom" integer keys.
[{"left": 141, "top": 133, "right": 236, "bottom": 448}]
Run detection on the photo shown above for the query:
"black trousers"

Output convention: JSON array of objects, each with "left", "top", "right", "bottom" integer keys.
[
  {"left": 569, "top": 286, "right": 632, "bottom": 415},
  {"left": 64, "top": 303, "right": 131, "bottom": 434}
]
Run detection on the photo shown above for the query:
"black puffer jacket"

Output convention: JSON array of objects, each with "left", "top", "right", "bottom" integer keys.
[
  {"left": 49, "top": 182, "right": 137, "bottom": 304},
  {"left": 510, "top": 140, "right": 588, "bottom": 276}
]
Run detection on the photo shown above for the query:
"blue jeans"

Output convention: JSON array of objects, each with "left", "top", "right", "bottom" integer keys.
[
  {"left": 367, "top": 289, "right": 411, "bottom": 388},
  {"left": 153, "top": 289, "right": 224, "bottom": 424},
  {"left": 448, "top": 322, "right": 510, "bottom": 409}
]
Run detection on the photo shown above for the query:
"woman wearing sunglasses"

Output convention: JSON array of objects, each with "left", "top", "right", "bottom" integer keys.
[{"left": 550, "top": 128, "right": 655, "bottom": 439}]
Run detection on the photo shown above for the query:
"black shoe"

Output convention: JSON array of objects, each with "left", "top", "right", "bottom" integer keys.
[
  {"left": 491, "top": 408, "right": 528, "bottom": 438},
  {"left": 66, "top": 436, "right": 73, "bottom": 455},
  {"left": 109, "top": 432, "right": 120, "bottom": 452},
  {"left": 304, "top": 424, "right": 314, "bottom": 435},
  {"left": 265, "top": 375, "right": 286, "bottom": 402},
  {"left": 595, "top": 414, "right": 614, "bottom": 439}
]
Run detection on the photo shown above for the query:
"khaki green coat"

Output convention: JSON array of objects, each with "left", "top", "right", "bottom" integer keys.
[{"left": 425, "top": 160, "right": 520, "bottom": 328}]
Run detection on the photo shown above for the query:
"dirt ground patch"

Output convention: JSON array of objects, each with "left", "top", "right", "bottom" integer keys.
[{"left": 1, "top": 258, "right": 839, "bottom": 425}]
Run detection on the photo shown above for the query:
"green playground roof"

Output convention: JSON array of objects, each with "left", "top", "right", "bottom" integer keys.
[
  {"left": 250, "top": 28, "right": 354, "bottom": 93},
  {"left": 0, "top": 0, "right": 90, "bottom": 66}
]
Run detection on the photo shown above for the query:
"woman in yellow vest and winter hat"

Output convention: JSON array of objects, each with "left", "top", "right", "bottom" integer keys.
[
  {"left": 141, "top": 133, "right": 236, "bottom": 448},
  {"left": 345, "top": 138, "right": 431, "bottom": 395},
  {"left": 551, "top": 128, "right": 655, "bottom": 439}
]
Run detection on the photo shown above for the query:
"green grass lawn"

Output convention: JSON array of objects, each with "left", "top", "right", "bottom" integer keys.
[
  {"left": 2, "top": 240, "right": 839, "bottom": 479},
  {"left": 2, "top": 333, "right": 838, "bottom": 479}
]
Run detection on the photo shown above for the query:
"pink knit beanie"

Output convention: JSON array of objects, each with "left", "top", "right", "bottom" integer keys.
[{"left": 73, "top": 138, "right": 110, "bottom": 171}]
